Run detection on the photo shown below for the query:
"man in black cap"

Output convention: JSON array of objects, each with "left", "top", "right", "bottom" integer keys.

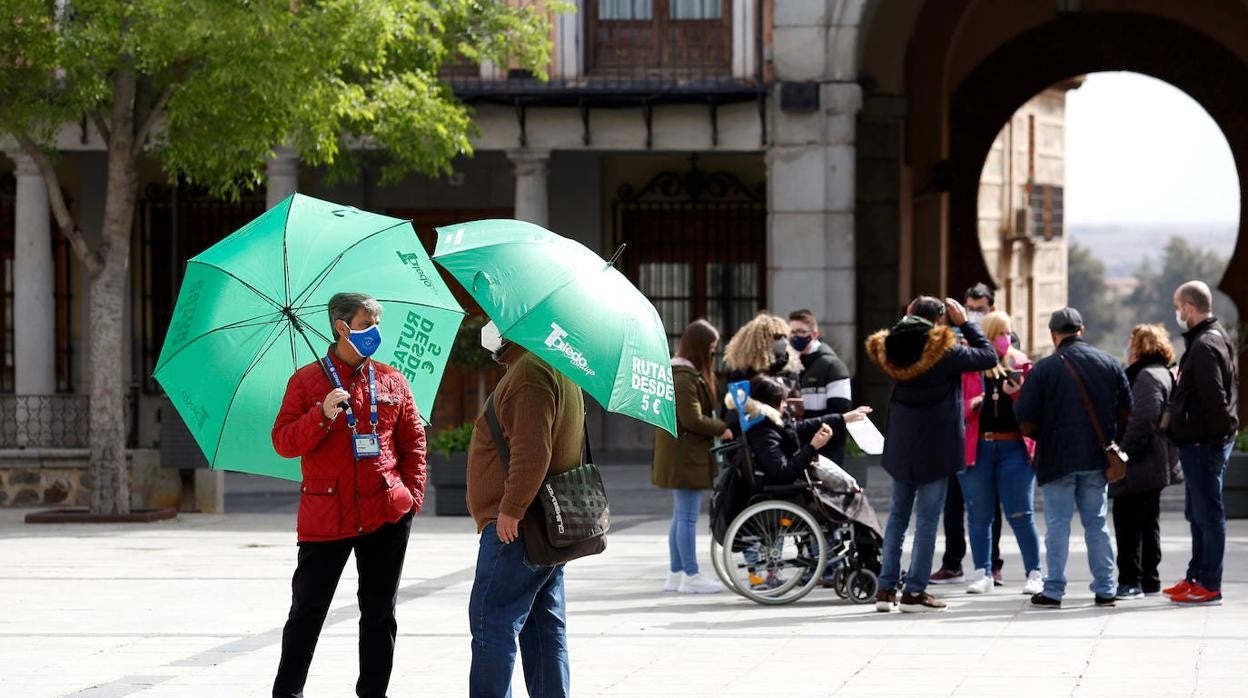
[{"left": 1014, "top": 307, "right": 1132, "bottom": 609}]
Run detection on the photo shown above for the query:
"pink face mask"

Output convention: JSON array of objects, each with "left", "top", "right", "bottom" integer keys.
[{"left": 993, "top": 335, "right": 1011, "bottom": 356}]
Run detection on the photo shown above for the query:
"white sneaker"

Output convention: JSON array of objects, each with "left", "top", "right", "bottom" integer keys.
[
  {"left": 965, "top": 569, "right": 994, "bottom": 594},
  {"left": 678, "top": 573, "right": 723, "bottom": 594},
  {"left": 1023, "top": 570, "right": 1044, "bottom": 595},
  {"left": 664, "top": 571, "right": 683, "bottom": 592}
]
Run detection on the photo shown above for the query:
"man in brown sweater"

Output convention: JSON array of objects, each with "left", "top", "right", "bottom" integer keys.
[{"left": 467, "top": 325, "right": 583, "bottom": 698}]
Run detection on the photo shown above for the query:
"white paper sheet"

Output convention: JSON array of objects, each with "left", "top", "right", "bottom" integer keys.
[{"left": 846, "top": 417, "right": 885, "bottom": 455}]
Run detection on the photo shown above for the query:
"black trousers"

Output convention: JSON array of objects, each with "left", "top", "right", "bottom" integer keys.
[
  {"left": 273, "top": 512, "right": 413, "bottom": 698},
  {"left": 941, "top": 473, "right": 1003, "bottom": 572},
  {"left": 1112, "top": 488, "right": 1163, "bottom": 592}
]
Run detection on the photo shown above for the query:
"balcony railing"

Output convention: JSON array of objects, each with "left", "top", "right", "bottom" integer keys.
[
  {"left": 444, "top": 0, "right": 765, "bottom": 101},
  {"left": 0, "top": 395, "right": 90, "bottom": 449}
]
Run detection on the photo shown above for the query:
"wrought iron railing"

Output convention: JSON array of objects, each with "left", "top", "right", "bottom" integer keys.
[
  {"left": 443, "top": 0, "right": 765, "bottom": 99},
  {"left": 0, "top": 394, "right": 90, "bottom": 449}
]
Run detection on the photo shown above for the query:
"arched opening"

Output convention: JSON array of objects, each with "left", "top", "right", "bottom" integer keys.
[{"left": 972, "top": 71, "right": 1241, "bottom": 355}]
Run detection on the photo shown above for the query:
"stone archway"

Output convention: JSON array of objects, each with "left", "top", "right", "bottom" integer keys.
[{"left": 947, "top": 12, "right": 1248, "bottom": 321}]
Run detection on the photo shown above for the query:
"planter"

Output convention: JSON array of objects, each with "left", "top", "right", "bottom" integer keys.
[
  {"left": 428, "top": 452, "right": 469, "bottom": 517},
  {"left": 1226, "top": 452, "right": 1248, "bottom": 519}
]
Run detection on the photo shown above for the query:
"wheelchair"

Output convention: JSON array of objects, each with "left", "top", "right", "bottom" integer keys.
[{"left": 708, "top": 439, "right": 882, "bottom": 606}]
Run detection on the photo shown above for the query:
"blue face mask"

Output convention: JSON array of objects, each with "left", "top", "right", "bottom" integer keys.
[{"left": 346, "top": 324, "right": 382, "bottom": 358}]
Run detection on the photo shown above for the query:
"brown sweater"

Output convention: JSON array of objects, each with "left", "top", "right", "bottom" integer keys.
[{"left": 466, "top": 346, "right": 585, "bottom": 532}]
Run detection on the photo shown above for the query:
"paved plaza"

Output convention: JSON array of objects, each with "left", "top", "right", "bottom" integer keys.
[{"left": 3, "top": 466, "right": 1248, "bottom": 697}]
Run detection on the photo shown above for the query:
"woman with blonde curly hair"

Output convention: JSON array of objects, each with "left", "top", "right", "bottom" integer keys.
[
  {"left": 722, "top": 312, "right": 798, "bottom": 383},
  {"left": 1112, "top": 323, "right": 1181, "bottom": 600}
]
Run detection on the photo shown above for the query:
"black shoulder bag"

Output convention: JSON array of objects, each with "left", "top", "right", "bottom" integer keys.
[{"left": 484, "top": 395, "right": 609, "bottom": 565}]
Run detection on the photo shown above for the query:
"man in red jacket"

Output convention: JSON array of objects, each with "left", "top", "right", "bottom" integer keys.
[{"left": 271, "top": 292, "right": 427, "bottom": 698}]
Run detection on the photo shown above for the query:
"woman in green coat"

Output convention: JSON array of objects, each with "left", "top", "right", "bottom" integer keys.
[{"left": 653, "top": 319, "right": 733, "bottom": 594}]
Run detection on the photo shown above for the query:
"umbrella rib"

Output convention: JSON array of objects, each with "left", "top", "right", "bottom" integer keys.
[
  {"left": 153, "top": 311, "right": 284, "bottom": 376},
  {"left": 287, "top": 221, "right": 415, "bottom": 309},
  {"left": 208, "top": 321, "right": 290, "bottom": 465},
  {"left": 187, "top": 260, "right": 285, "bottom": 311}
]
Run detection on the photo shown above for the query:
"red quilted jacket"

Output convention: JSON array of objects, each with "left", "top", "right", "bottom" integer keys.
[{"left": 272, "top": 351, "right": 427, "bottom": 542}]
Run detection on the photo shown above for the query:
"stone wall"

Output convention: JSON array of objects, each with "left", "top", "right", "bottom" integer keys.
[{"left": 0, "top": 449, "right": 176, "bottom": 509}]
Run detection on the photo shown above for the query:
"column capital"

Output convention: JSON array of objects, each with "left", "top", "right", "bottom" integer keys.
[
  {"left": 6, "top": 149, "right": 42, "bottom": 177},
  {"left": 506, "top": 148, "right": 551, "bottom": 171}
]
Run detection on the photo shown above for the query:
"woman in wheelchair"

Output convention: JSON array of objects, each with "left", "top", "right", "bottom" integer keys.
[
  {"left": 718, "top": 376, "right": 881, "bottom": 598},
  {"left": 733, "top": 376, "right": 872, "bottom": 488}
]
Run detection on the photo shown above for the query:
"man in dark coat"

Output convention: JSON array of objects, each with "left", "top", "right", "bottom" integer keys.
[
  {"left": 1015, "top": 308, "right": 1131, "bottom": 609},
  {"left": 865, "top": 296, "right": 998, "bottom": 613},
  {"left": 788, "top": 309, "right": 853, "bottom": 463},
  {"left": 1165, "top": 280, "right": 1240, "bottom": 606}
]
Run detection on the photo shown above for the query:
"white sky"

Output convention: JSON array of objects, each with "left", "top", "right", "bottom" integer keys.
[{"left": 1064, "top": 72, "right": 1240, "bottom": 225}]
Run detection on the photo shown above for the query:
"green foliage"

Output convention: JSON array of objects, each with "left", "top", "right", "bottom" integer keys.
[
  {"left": 1236, "top": 429, "right": 1248, "bottom": 454},
  {"left": 1066, "top": 242, "right": 1121, "bottom": 349},
  {"left": 429, "top": 422, "right": 473, "bottom": 459},
  {"left": 0, "top": 0, "right": 563, "bottom": 197}
]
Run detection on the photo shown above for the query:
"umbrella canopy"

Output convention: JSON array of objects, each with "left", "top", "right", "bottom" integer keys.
[
  {"left": 154, "top": 193, "right": 464, "bottom": 480},
  {"left": 432, "top": 219, "right": 676, "bottom": 435}
]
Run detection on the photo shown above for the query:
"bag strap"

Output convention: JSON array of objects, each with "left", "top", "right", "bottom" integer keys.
[
  {"left": 483, "top": 393, "right": 593, "bottom": 474},
  {"left": 484, "top": 394, "right": 512, "bottom": 475},
  {"left": 1059, "top": 354, "right": 1109, "bottom": 448}
]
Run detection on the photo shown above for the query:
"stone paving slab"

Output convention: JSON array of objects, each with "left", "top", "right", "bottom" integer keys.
[{"left": 3, "top": 506, "right": 1248, "bottom": 697}]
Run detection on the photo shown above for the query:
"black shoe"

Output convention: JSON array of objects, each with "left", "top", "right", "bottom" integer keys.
[
  {"left": 1030, "top": 593, "right": 1061, "bottom": 609},
  {"left": 1095, "top": 595, "right": 1117, "bottom": 608}
]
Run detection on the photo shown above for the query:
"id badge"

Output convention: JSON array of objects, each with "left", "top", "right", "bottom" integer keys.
[{"left": 353, "top": 433, "right": 381, "bottom": 459}]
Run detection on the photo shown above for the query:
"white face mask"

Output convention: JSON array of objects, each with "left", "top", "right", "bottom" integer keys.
[
  {"left": 480, "top": 320, "right": 503, "bottom": 353},
  {"left": 966, "top": 310, "right": 985, "bottom": 326},
  {"left": 1175, "top": 308, "right": 1187, "bottom": 330}
]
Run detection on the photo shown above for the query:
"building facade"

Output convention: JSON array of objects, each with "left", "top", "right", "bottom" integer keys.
[{"left": 6, "top": 1, "right": 1248, "bottom": 484}]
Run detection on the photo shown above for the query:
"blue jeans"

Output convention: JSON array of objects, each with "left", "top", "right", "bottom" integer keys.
[
  {"left": 879, "top": 477, "right": 948, "bottom": 594},
  {"left": 668, "top": 489, "right": 703, "bottom": 575},
  {"left": 959, "top": 440, "right": 1041, "bottom": 575},
  {"left": 468, "top": 523, "right": 569, "bottom": 698},
  {"left": 1180, "top": 443, "right": 1232, "bottom": 591},
  {"left": 1040, "top": 470, "right": 1115, "bottom": 600}
]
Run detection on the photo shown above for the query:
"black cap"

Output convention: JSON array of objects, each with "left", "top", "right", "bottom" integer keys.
[{"left": 1048, "top": 307, "right": 1084, "bottom": 333}]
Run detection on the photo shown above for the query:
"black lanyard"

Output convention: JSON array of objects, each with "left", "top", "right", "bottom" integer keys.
[{"left": 322, "top": 355, "right": 377, "bottom": 434}]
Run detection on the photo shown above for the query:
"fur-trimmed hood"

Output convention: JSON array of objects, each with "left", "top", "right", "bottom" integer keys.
[
  {"left": 724, "top": 392, "right": 785, "bottom": 427},
  {"left": 865, "top": 318, "right": 958, "bottom": 382}
]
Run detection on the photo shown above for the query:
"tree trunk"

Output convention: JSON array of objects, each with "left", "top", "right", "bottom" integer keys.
[{"left": 89, "top": 69, "right": 141, "bottom": 515}]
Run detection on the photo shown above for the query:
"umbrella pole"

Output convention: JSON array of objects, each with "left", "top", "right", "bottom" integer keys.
[
  {"left": 283, "top": 308, "right": 335, "bottom": 384},
  {"left": 606, "top": 243, "right": 627, "bottom": 268}
]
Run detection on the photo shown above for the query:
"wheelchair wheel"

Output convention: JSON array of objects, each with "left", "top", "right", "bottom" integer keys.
[
  {"left": 720, "top": 500, "right": 827, "bottom": 605},
  {"left": 709, "top": 539, "right": 742, "bottom": 596},
  {"left": 829, "top": 567, "right": 849, "bottom": 599},
  {"left": 846, "top": 568, "right": 879, "bottom": 604}
]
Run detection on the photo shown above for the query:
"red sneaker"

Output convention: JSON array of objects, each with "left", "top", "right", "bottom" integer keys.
[
  {"left": 1172, "top": 583, "right": 1223, "bottom": 606},
  {"left": 1163, "top": 579, "right": 1194, "bottom": 599}
]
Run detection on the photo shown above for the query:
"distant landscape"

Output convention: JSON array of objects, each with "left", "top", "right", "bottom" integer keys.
[{"left": 1068, "top": 222, "right": 1237, "bottom": 278}]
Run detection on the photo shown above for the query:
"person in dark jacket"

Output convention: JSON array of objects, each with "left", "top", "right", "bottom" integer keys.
[
  {"left": 652, "top": 320, "right": 732, "bottom": 595},
  {"left": 1164, "top": 280, "right": 1240, "bottom": 606},
  {"left": 865, "top": 296, "right": 998, "bottom": 613},
  {"left": 788, "top": 309, "right": 853, "bottom": 464},
  {"left": 1015, "top": 307, "right": 1131, "bottom": 609},
  {"left": 739, "top": 376, "right": 871, "bottom": 487},
  {"left": 1112, "top": 324, "right": 1182, "bottom": 601}
]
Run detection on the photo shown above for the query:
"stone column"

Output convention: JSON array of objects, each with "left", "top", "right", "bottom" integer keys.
[
  {"left": 265, "top": 146, "right": 299, "bottom": 209},
  {"left": 768, "top": 0, "right": 868, "bottom": 370},
  {"left": 507, "top": 150, "right": 551, "bottom": 228},
  {"left": 9, "top": 151, "right": 56, "bottom": 397}
]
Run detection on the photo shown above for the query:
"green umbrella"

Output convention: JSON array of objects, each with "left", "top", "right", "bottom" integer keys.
[
  {"left": 432, "top": 219, "right": 676, "bottom": 435},
  {"left": 154, "top": 193, "right": 464, "bottom": 481}
]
